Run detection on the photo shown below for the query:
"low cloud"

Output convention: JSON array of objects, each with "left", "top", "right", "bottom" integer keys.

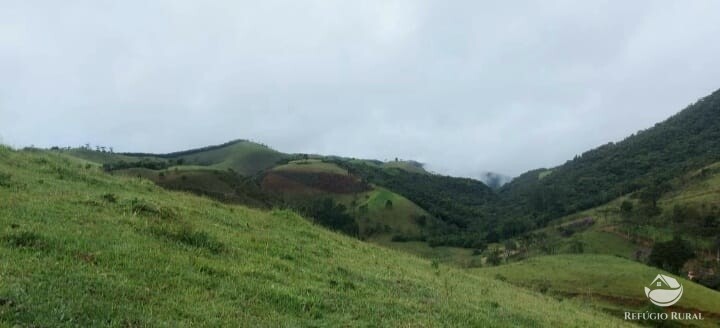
[{"left": 1, "top": 0, "right": 719, "bottom": 177}]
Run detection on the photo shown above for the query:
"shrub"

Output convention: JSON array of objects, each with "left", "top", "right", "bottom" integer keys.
[
  {"left": 391, "top": 234, "right": 410, "bottom": 242},
  {"left": 101, "top": 193, "right": 118, "bottom": 203},
  {"left": 127, "top": 198, "right": 176, "bottom": 219},
  {"left": 487, "top": 248, "right": 502, "bottom": 266},
  {"left": 648, "top": 236, "right": 695, "bottom": 273},
  {"left": 620, "top": 200, "right": 634, "bottom": 213},
  {"left": 2, "top": 231, "right": 46, "bottom": 249},
  {"left": 0, "top": 172, "right": 11, "bottom": 187},
  {"left": 149, "top": 225, "right": 224, "bottom": 254},
  {"left": 384, "top": 199, "right": 393, "bottom": 209}
]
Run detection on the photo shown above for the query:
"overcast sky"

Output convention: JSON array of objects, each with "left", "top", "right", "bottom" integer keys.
[{"left": 1, "top": 1, "right": 719, "bottom": 177}]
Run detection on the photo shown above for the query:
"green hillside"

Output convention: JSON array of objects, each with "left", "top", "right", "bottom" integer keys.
[
  {"left": 114, "top": 167, "right": 274, "bottom": 209},
  {"left": 478, "top": 255, "right": 720, "bottom": 325},
  {"left": 491, "top": 159, "right": 720, "bottom": 295},
  {"left": 261, "top": 161, "right": 430, "bottom": 241},
  {"left": 66, "top": 148, "right": 164, "bottom": 164},
  {"left": 497, "top": 89, "right": 720, "bottom": 232},
  {"left": 173, "top": 141, "right": 287, "bottom": 176},
  {"left": 0, "top": 146, "right": 629, "bottom": 327}
]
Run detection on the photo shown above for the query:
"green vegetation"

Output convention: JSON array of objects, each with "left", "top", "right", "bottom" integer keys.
[
  {"left": 273, "top": 159, "right": 350, "bottom": 175},
  {"left": 165, "top": 140, "right": 287, "bottom": 176},
  {"left": 332, "top": 159, "right": 498, "bottom": 246},
  {"left": 498, "top": 89, "right": 720, "bottom": 231},
  {"left": 50, "top": 87, "right": 720, "bottom": 296},
  {"left": 478, "top": 255, "right": 720, "bottom": 320},
  {"left": 381, "top": 160, "right": 428, "bottom": 174},
  {"left": 0, "top": 146, "right": 629, "bottom": 327}
]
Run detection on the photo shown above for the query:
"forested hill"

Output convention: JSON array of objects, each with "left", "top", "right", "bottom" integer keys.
[
  {"left": 496, "top": 88, "right": 720, "bottom": 227},
  {"left": 56, "top": 87, "right": 720, "bottom": 247}
]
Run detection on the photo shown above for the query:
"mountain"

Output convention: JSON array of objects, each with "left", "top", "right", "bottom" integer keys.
[
  {"left": 0, "top": 145, "right": 628, "bottom": 327},
  {"left": 495, "top": 88, "right": 720, "bottom": 229},
  {"left": 61, "top": 141, "right": 500, "bottom": 250},
  {"left": 52, "top": 88, "right": 720, "bottom": 277}
]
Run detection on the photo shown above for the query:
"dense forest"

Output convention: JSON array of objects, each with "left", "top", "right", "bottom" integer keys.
[{"left": 496, "top": 89, "right": 720, "bottom": 229}]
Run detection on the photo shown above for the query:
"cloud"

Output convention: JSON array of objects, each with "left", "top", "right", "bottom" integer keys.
[{"left": 1, "top": 0, "right": 719, "bottom": 177}]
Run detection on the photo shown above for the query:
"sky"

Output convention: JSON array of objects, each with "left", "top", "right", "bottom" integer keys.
[{"left": 1, "top": 1, "right": 719, "bottom": 178}]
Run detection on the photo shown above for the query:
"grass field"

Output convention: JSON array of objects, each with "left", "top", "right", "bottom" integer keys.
[
  {"left": 0, "top": 146, "right": 632, "bottom": 327},
  {"left": 477, "top": 255, "right": 720, "bottom": 325}
]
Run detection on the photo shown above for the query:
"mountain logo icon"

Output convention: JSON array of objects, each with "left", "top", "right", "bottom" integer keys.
[{"left": 644, "top": 274, "right": 683, "bottom": 307}]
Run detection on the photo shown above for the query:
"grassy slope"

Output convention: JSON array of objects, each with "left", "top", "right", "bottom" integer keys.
[
  {"left": 177, "top": 141, "right": 287, "bottom": 176},
  {"left": 65, "top": 149, "right": 163, "bottom": 164},
  {"left": 268, "top": 162, "right": 480, "bottom": 265},
  {"left": 534, "top": 159, "right": 720, "bottom": 260},
  {"left": 0, "top": 146, "right": 630, "bottom": 327},
  {"left": 267, "top": 161, "right": 427, "bottom": 235},
  {"left": 354, "top": 188, "right": 427, "bottom": 236},
  {"left": 272, "top": 160, "right": 350, "bottom": 175},
  {"left": 477, "top": 255, "right": 720, "bottom": 323},
  {"left": 662, "top": 161, "right": 720, "bottom": 210},
  {"left": 113, "top": 167, "right": 272, "bottom": 209},
  {"left": 348, "top": 159, "right": 429, "bottom": 175}
]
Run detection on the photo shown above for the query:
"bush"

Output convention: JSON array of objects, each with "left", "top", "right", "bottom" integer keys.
[
  {"left": 620, "top": 200, "right": 634, "bottom": 213},
  {"left": 102, "top": 193, "right": 118, "bottom": 203},
  {"left": 648, "top": 236, "right": 695, "bottom": 273},
  {"left": 0, "top": 172, "right": 11, "bottom": 187},
  {"left": 127, "top": 198, "right": 176, "bottom": 220},
  {"left": 2, "top": 231, "right": 46, "bottom": 249},
  {"left": 300, "top": 198, "right": 359, "bottom": 236},
  {"left": 149, "top": 226, "right": 224, "bottom": 254},
  {"left": 487, "top": 248, "right": 502, "bottom": 266},
  {"left": 391, "top": 234, "right": 410, "bottom": 242}
]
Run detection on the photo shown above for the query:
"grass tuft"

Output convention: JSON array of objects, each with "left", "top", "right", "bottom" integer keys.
[
  {"left": 101, "top": 193, "right": 118, "bottom": 203},
  {"left": 126, "top": 198, "right": 176, "bottom": 219},
  {"left": 2, "top": 231, "right": 47, "bottom": 250},
  {"left": 0, "top": 172, "right": 11, "bottom": 187},
  {"left": 149, "top": 225, "right": 224, "bottom": 254}
]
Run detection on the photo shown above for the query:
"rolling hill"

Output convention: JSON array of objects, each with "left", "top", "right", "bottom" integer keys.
[{"left": 0, "top": 145, "right": 630, "bottom": 327}]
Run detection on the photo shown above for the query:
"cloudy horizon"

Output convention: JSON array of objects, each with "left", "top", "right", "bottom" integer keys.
[{"left": 2, "top": 1, "right": 720, "bottom": 178}]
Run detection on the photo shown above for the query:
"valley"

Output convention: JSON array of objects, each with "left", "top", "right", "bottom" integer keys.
[{"left": 3, "top": 89, "right": 720, "bottom": 326}]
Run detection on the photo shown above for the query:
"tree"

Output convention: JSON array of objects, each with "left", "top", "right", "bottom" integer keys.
[
  {"left": 486, "top": 247, "right": 502, "bottom": 266},
  {"left": 385, "top": 199, "right": 393, "bottom": 209},
  {"left": 303, "top": 198, "right": 359, "bottom": 236},
  {"left": 648, "top": 236, "right": 695, "bottom": 274},
  {"left": 568, "top": 238, "right": 585, "bottom": 254},
  {"left": 620, "top": 200, "right": 634, "bottom": 213}
]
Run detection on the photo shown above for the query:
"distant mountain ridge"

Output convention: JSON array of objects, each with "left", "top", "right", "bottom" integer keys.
[{"left": 59, "top": 87, "right": 720, "bottom": 250}]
